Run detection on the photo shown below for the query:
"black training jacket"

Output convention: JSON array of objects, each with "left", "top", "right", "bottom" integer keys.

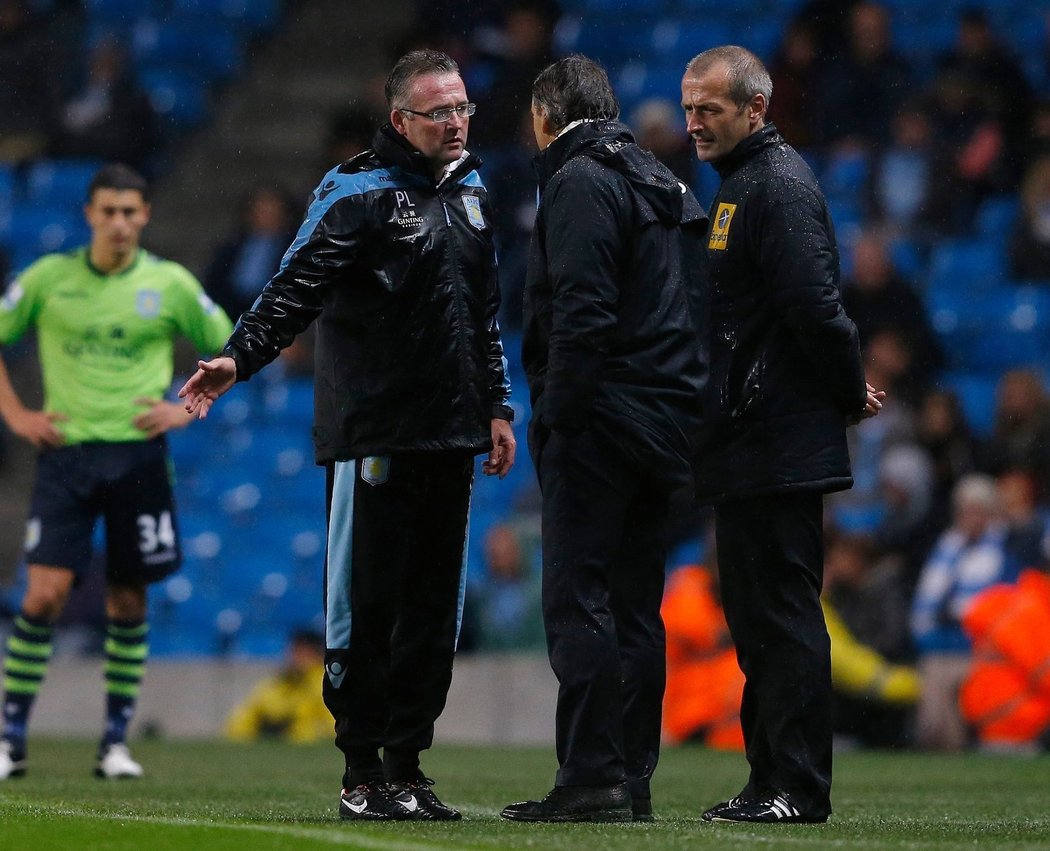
[
  {"left": 695, "top": 123, "right": 867, "bottom": 502},
  {"left": 222, "top": 124, "right": 513, "bottom": 463},
  {"left": 522, "top": 120, "right": 708, "bottom": 487}
]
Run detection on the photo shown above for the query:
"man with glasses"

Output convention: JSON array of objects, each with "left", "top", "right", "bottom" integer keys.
[{"left": 179, "top": 49, "right": 515, "bottom": 822}]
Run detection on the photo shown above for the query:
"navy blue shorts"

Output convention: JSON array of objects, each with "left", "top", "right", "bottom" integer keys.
[{"left": 24, "top": 439, "right": 182, "bottom": 585}]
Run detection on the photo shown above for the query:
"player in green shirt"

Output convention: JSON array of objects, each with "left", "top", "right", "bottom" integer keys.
[{"left": 0, "top": 164, "right": 233, "bottom": 780}]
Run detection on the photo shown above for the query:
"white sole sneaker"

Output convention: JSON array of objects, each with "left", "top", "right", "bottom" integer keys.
[
  {"left": 95, "top": 743, "right": 144, "bottom": 779},
  {"left": 0, "top": 740, "right": 27, "bottom": 780}
]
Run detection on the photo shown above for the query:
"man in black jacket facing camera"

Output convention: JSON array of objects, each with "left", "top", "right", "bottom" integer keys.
[
  {"left": 501, "top": 54, "right": 708, "bottom": 824},
  {"left": 180, "top": 49, "right": 515, "bottom": 823},
  {"left": 682, "top": 45, "right": 885, "bottom": 824}
]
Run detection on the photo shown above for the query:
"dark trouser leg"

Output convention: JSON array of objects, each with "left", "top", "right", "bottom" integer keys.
[
  {"left": 714, "top": 492, "right": 832, "bottom": 816},
  {"left": 384, "top": 453, "right": 473, "bottom": 781},
  {"left": 609, "top": 486, "right": 670, "bottom": 802},
  {"left": 540, "top": 430, "right": 633, "bottom": 788},
  {"left": 323, "top": 458, "right": 404, "bottom": 786}
]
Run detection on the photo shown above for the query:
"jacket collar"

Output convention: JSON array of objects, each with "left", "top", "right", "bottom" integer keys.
[
  {"left": 712, "top": 122, "right": 781, "bottom": 179},
  {"left": 532, "top": 119, "right": 635, "bottom": 191},
  {"left": 372, "top": 123, "right": 480, "bottom": 184}
]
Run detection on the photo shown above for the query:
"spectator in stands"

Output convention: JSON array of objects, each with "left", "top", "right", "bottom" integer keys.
[
  {"left": 843, "top": 231, "right": 942, "bottom": 407},
  {"left": 983, "top": 369, "right": 1050, "bottom": 497},
  {"left": 867, "top": 99, "right": 944, "bottom": 236},
  {"left": 997, "top": 469, "right": 1048, "bottom": 571},
  {"left": 470, "top": 2, "right": 556, "bottom": 149},
  {"left": 323, "top": 104, "right": 383, "bottom": 168},
  {"left": 53, "top": 37, "right": 159, "bottom": 171},
  {"left": 911, "top": 474, "right": 1016, "bottom": 750},
  {"left": 1008, "top": 154, "right": 1050, "bottom": 282},
  {"left": 473, "top": 523, "right": 544, "bottom": 651},
  {"left": 225, "top": 628, "right": 330, "bottom": 743},
  {"left": 661, "top": 562, "right": 744, "bottom": 751},
  {"left": 936, "top": 6, "right": 1033, "bottom": 184},
  {"left": 767, "top": 20, "right": 822, "bottom": 150},
  {"left": 1025, "top": 100, "right": 1050, "bottom": 165},
  {"left": 915, "top": 389, "right": 979, "bottom": 520},
  {"left": 876, "top": 443, "right": 940, "bottom": 593},
  {"left": 816, "top": 1, "right": 911, "bottom": 150},
  {"left": 0, "top": 0, "right": 62, "bottom": 161},
  {"left": 823, "top": 534, "right": 919, "bottom": 749},
  {"left": 960, "top": 568, "right": 1050, "bottom": 752},
  {"left": 203, "top": 184, "right": 298, "bottom": 321},
  {"left": 481, "top": 111, "right": 538, "bottom": 330},
  {"left": 630, "top": 98, "right": 696, "bottom": 188},
  {"left": 926, "top": 66, "right": 1016, "bottom": 233}
]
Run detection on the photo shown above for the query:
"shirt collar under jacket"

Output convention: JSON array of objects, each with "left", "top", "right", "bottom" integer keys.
[
  {"left": 712, "top": 121, "right": 781, "bottom": 179},
  {"left": 532, "top": 118, "right": 636, "bottom": 192},
  {"left": 372, "top": 123, "right": 478, "bottom": 185}
]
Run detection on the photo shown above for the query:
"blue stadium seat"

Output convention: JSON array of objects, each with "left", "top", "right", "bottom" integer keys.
[
  {"left": 928, "top": 285, "right": 1050, "bottom": 372},
  {"left": 133, "top": 20, "right": 245, "bottom": 83},
  {"left": 937, "top": 371, "right": 999, "bottom": 437},
  {"left": 822, "top": 150, "right": 870, "bottom": 201},
  {"left": 25, "top": 159, "right": 104, "bottom": 212},
  {"left": 975, "top": 195, "right": 1021, "bottom": 240},
  {"left": 171, "top": 0, "right": 282, "bottom": 33},
  {"left": 83, "top": 0, "right": 161, "bottom": 25},
  {"left": 139, "top": 66, "right": 210, "bottom": 127},
  {"left": 5, "top": 207, "right": 90, "bottom": 272},
  {"left": 888, "top": 237, "right": 925, "bottom": 281},
  {"left": 926, "top": 240, "right": 1006, "bottom": 293},
  {"left": 553, "top": 15, "right": 630, "bottom": 65},
  {"left": 0, "top": 165, "right": 16, "bottom": 209}
]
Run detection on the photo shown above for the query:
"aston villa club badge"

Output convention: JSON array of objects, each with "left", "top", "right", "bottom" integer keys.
[{"left": 462, "top": 195, "right": 485, "bottom": 230}]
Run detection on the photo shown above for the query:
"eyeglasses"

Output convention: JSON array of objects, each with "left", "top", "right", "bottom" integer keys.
[{"left": 398, "top": 103, "right": 476, "bottom": 123}]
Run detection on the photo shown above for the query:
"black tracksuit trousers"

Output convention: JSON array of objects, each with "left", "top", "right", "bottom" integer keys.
[
  {"left": 536, "top": 428, "right": 671, "bottom": 799},
  {"left": 321, "top": 451, "right": 473, "bottom": 788},
  {"left": 714, "top": 491, "right": 833, "bottom": 818}
]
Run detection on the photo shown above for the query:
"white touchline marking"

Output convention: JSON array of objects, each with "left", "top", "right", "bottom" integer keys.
[{"left": 24, "top": 807, "right": 466, "bottom": 851}]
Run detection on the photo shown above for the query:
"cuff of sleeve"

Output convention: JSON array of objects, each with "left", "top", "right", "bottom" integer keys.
[
  {"left": 492, "top": 404, "right": 514, "bottom": 423},
  {"left": 221, "top": 345, "right": 250, "bottom": 382}
]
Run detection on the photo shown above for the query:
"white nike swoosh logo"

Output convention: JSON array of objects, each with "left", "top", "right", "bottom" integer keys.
[
  {"left": 346, "top": 799, "right": 368, "bottom": 813},
  {"left": 400, "top": 795, "right": 419, "bottom": 813}
]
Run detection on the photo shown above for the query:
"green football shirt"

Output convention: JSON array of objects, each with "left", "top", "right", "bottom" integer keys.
[{"left": 0, "top": 247, "right": 234, "bottom": 444}]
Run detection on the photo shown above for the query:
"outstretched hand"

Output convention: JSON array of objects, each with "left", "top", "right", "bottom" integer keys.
[{"left": 177, "top": 357, "right": 237, "bottom": 420}]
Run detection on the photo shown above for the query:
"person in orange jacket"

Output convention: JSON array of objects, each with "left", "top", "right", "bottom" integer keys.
[
  {"left": 960, "top": 568, "right": 1050, "bottom": 750},
  {"left": 661, "top": 564, "right": 745, "bottom": 750}
]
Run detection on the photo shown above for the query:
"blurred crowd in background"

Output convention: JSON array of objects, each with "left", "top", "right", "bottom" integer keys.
[{"left": 2, "top": 0, "right": 1050, "bottom": 753}]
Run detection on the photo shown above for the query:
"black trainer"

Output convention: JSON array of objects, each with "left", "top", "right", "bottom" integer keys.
[
  {"left": 339, "top": 783, "right": 413, "bottom": 821},
  {"left": 708, "top": 792, "right": 828, "bottom": 824},
  {"left": 501, "top": 783, "right": 633, "bottom": 823},
  {"left": 701, "top": 794, "right": 746, "bottom": 821},
  {"left": 388, "top": 776, "right": 461, "bottom": 821}
]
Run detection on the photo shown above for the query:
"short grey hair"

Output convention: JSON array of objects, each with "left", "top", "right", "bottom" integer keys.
[
  {"left": 685, "top": 45, "right": 772, "bottom": 110},
  {"left": 532, "top": 54, "right": 619, "bottom": 133},
  {"left": 385, "top": 49, "right": 459, "bottom": 109}
]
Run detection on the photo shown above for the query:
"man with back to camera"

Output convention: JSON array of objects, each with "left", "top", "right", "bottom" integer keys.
[
  {"left": 179, "top": 49, "right": 516, "bottom": 822},
  {"left": 500, "top": 54, "right": 708, "bottom": 823},
  {"left": 0, "top": 163, "right": 233, "bottom": 780},
  {"left": 681, "top": 46, "right": 885, "bottom": 823}
]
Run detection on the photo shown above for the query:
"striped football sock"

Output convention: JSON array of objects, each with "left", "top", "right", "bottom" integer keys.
[
  {"left": 2, "top": 613, "right": 54, "bottom": 749},
  {"left": 101, "top": 618, "right": 149, "bottom": 748}
]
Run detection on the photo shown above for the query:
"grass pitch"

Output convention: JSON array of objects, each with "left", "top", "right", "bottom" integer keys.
[{"left": 1, "top": 739, "right": 1049, "bottom": 849}]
